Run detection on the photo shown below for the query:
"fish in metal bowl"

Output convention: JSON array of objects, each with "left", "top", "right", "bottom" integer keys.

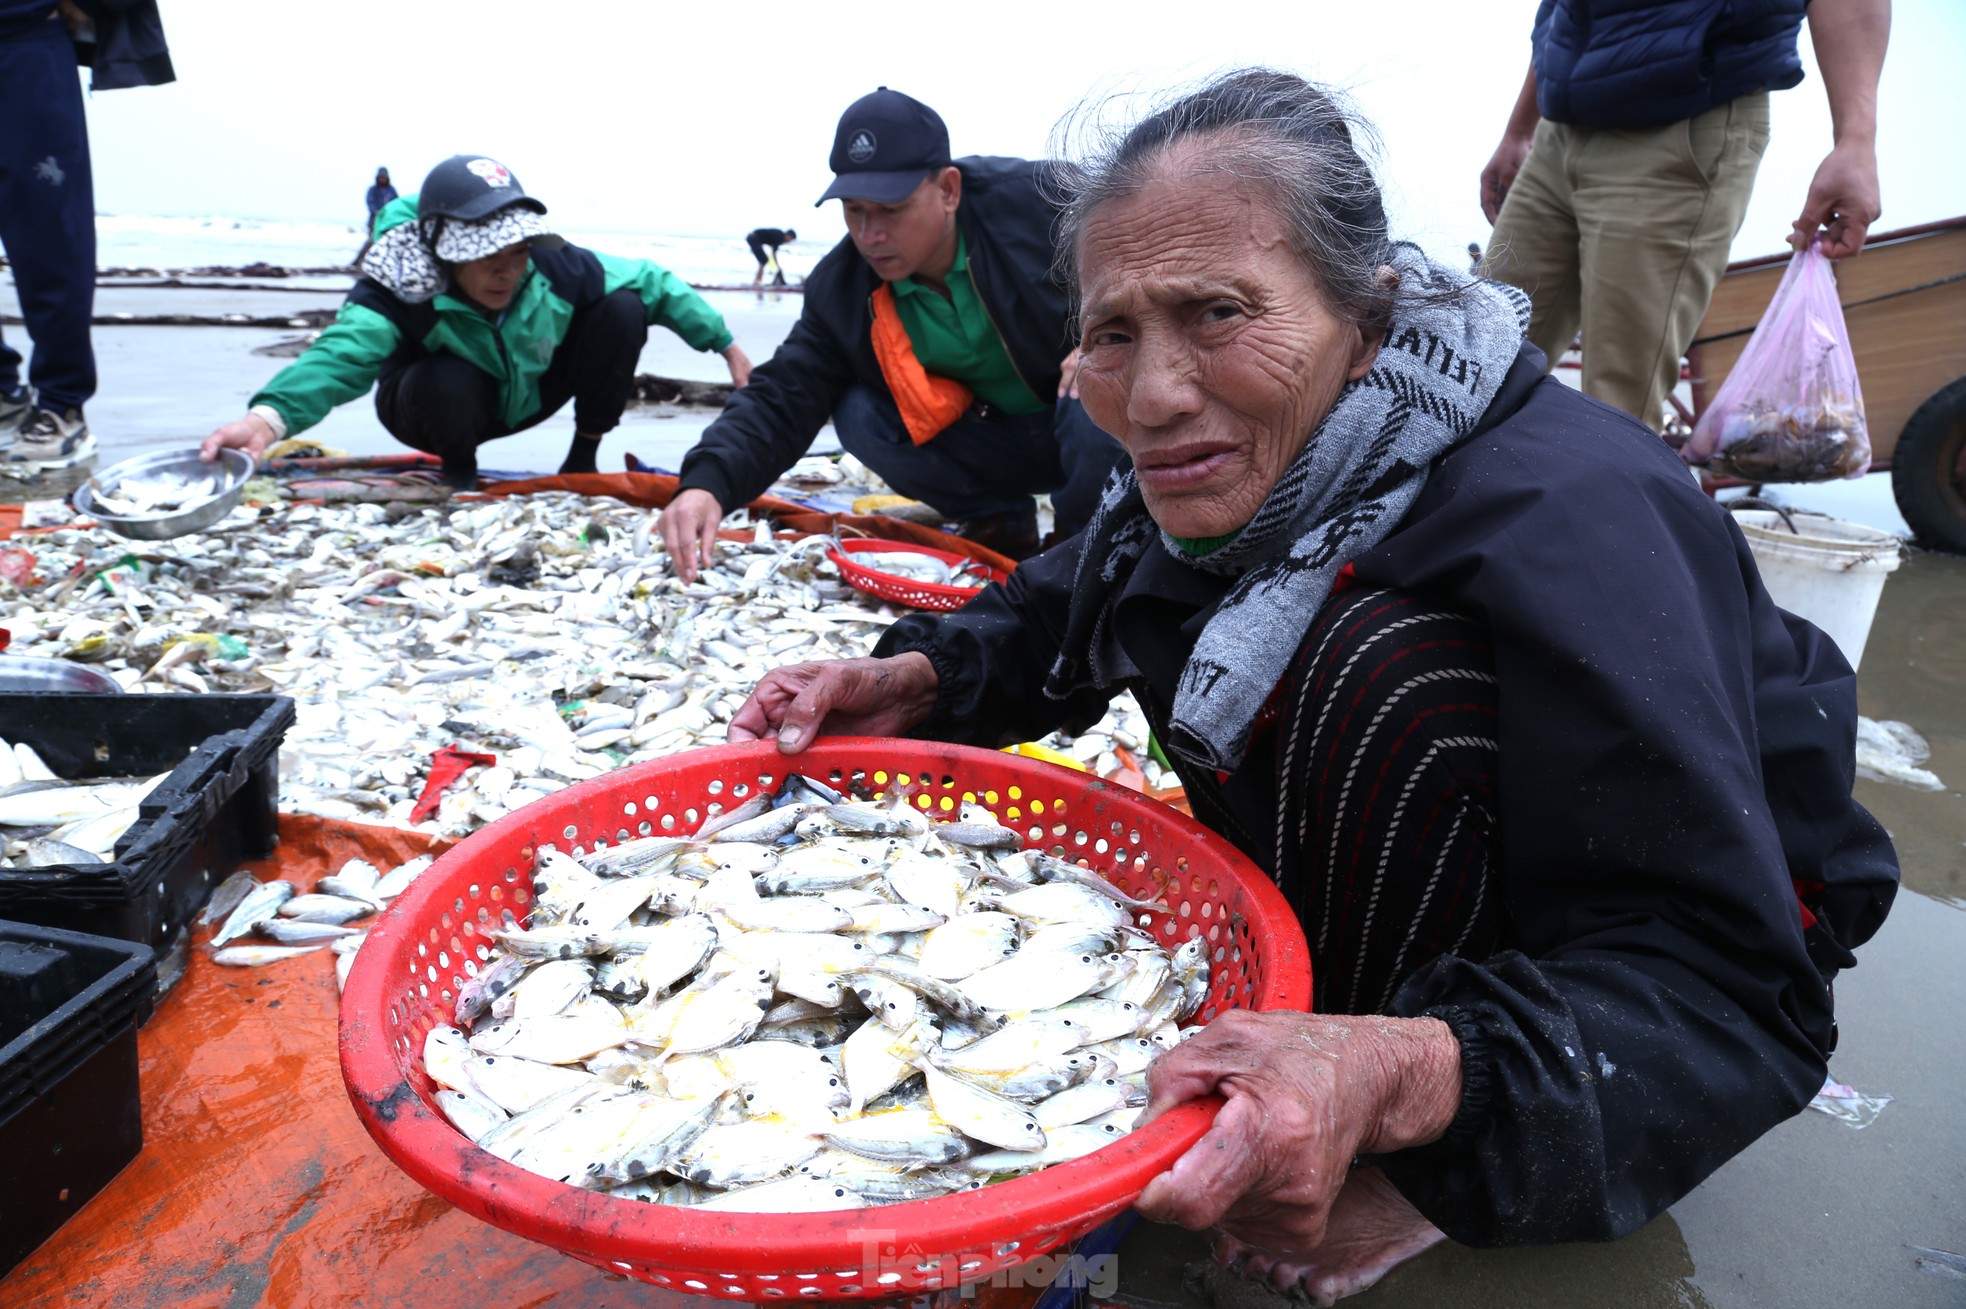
[{"left": 74, "top": 448, "right": 258, "bottom": 540}]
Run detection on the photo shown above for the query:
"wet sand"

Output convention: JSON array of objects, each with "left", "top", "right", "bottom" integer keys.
[{"left": 3, "top": 279, "right": 1962, "bottom": 1308}]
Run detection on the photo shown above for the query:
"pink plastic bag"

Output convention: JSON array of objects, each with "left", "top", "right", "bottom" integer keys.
[{"left": 1683, "top": 239, "right": 1870, "bottom": 481}]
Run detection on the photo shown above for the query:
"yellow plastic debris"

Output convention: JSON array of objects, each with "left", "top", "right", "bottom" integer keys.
[
  {"left": 851, "top": 494, "right": 922, "bottom": 515},
  {"left": 1003, "top": 741, "right": 1086, "bottom": 772},
  {"left": 265, "top": 437, "right": 348, "bottom": 460}
]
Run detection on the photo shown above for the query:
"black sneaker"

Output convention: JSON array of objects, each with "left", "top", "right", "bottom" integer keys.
[
  {"left": 4, "top": 407, "right": 95, "bottom": 469},
  {"left": 438, "top": 451, "right": 478, "bottom": 490},
  {"left": 0, "top": 387, "right": 31, "bottom": 449}
]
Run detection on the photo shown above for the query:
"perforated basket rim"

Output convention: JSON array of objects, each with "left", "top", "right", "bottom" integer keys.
[
  {"left": 340, "top": 739, "right": 1310, "bottom": 1294},
  {"left": 826, "top": 540, "right": 1006, "bottom": 612}
]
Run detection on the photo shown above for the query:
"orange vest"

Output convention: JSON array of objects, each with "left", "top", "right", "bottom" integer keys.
[{"left": 869, "top": 284, "right": 973, "bottom": 446}]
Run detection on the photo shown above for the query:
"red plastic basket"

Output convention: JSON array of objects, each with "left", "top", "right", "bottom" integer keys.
[
  {"left": 826, "top": 540, "right": 1010, "bottom": 611},
  {"left": 340, "top": 740, "right": 1310, "bottom": 1301}
]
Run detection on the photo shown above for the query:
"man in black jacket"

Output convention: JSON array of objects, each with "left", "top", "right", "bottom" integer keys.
[{"left": 660, "top": 88, "right": 1126, "bottom": 576}]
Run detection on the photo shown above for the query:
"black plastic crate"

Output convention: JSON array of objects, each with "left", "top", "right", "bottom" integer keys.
[
  {"left": 0, "top": 694, "right": 295, "bottom": 959},
  {"left": 0, "top": 919, "right": 155, "bottom": 1277}
]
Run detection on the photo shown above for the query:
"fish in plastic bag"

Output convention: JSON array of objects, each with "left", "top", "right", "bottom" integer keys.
[{"left": 1682, "top": 239, "right": 1870, "bottom": 483}]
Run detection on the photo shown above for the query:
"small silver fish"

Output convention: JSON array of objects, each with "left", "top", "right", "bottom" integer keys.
[
  {"left": 676, "top": 1117, "right": 824, "bottom": 1187},
  {"left": 821, "top": 1107, "right": 970, "bottom": 1166},
  {"left": 916, "top": 1062, "right": 1047, "bottom": 1151},
  {"left": 211, "top": 879, "right": 294, "bottom": 947},
  {"left": 315, "top": 875, "right": 385, "bottom": 909},
  {"left": 695, "top": 1176, "right": 865, "bottom": 1213},
  {"left": 455, "top": 952, "right": 530, "bottom": 1025},
  {"left": 374, "top": 854, "right": 434, "bottom": 900},
  {"left": 200, "top": 870, "right": 259, "bottom": 925},
  {"left": 257, "top": 918, "right": 360, "bottom": 945},
  {"left": 17, "top": 836, "right": 104, "bottom": 868},
  {"left": 210, "top": 943, "right": 327, "bottom": 967},
  {"left": 960, "top": 1122, "right": 1124, "bottom": 1173},
  {"left": 934, "top": 821, "right": 1023, "bottom": 851},
  {"left": 277, "top": 893, "right": 376, "bottom": 925},
  {"left": 491, "top": 925, "right": 617, "bottom": 959},
  {"left": 1032, "top": 852, "right": 1169, "bottom": 910}
]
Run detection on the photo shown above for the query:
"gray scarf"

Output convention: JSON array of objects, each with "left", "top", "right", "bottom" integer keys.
[{"left": 1043, "top": 246, "right": 1530, "bottom": 772}]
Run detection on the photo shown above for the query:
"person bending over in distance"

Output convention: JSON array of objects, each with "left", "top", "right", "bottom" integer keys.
[
  {"left": 203, "top": 154, "right": 752, "bottom": 487},
  {"left": 747, "top": 226, "right": 796, "bottom": 288}
]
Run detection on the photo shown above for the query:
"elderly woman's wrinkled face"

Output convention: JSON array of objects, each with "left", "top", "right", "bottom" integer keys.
[{"left": 1075, "top": 169, "right": 1380, "bottom": 539}]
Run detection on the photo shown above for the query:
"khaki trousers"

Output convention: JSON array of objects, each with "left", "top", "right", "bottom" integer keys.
[{"left": 1482, "top": 93, "right": 1771, "bottom": 431}]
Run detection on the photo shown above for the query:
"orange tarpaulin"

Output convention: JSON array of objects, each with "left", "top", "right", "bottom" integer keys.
[
  {"left": 0, "top": 815, "right": 724, "bottom": 1309},
  {"left": 0, "top": 815, "right": 1063, "bottom": 1309}
]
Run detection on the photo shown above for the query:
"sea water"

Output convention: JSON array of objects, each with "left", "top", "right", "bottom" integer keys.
[{"left": 91, "top": 213, "right": 782, "bottom": 287}]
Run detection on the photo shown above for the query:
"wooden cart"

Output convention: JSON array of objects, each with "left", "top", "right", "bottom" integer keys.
[{"left": 1686, "top": 216, "right": 1966, "bottom": 551}]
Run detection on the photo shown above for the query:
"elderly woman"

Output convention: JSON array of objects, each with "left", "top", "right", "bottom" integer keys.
[
  {"left": 201, "top": 154, "right": 752, "bottom": 487},
  {"left": 729, "top": 71, "right": 1897, "bottom": 1301}
]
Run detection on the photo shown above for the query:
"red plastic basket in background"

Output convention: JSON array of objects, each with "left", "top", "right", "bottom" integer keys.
[
  {"left": 340, "top": 740, "right": 1311, "bottom": 1301},
  {"left": 826, "top": 539, "right": 1010, "bottom": 611}
]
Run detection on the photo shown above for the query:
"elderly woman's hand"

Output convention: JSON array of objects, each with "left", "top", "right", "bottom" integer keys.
[
  {"left": 728, "top": 653, "right": 940, "bottom": 753},
  {"left": 1135, "top": 1010, "right": 1461, "bottom": 1257}
]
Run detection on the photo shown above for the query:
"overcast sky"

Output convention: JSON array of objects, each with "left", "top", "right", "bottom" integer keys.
[{"left": 76, "top": 0, "right": 1966, "bottom": 268}]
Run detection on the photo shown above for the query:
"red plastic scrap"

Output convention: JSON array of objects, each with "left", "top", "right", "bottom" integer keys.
[
  {"left": 0, "top": 547, "right": 37, "bottom": 587},
  {"left": 411, "top": 745, "right": 497, "bottom": 823}
]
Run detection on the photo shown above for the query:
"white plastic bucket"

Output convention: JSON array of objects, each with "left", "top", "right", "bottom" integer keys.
[{"left": 1733, "top": 510, "right": 1902, "bottom": 670}]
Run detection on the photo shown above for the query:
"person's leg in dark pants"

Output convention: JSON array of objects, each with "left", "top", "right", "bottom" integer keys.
[
  {"left": 748, "top": 237, "right": 770, "bottom": 289},
  {"left": 532, "top": 288, "right": 648, "bottom": 475},
  {"left": 1272, "top": 587, "right": 1506, "bottom": 1018},
  {"left": 0, "top": 19, "right": 99, "bottom": 463},
  {"left": 375, "top": 354, "right": 500, "bottom": 488},
  {"left": 830, "top": 384, "right": 1063, "bottom": 557},
  {"left": 1047, "top": 396, "right": 1128, "bottom": 541}
]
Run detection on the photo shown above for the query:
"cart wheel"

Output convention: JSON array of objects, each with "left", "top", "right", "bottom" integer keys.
[{"left": 1891, "top": 377, "right": 1966, "bottom": 555}]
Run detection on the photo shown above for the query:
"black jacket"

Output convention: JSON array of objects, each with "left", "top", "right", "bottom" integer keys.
[
  {"left": 72, "top": 0, "right": 174, "bottom": 90},
  {"left": 678, "top": 156, "right": 1072, "bottom": 511},
  {"left": 874, "top": 350, "right": 1897, "bottom": 1245}
]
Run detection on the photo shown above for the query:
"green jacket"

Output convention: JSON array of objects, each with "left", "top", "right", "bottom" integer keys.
[{"left": 252, "top": 195, "right": 733, "bottom": 435}]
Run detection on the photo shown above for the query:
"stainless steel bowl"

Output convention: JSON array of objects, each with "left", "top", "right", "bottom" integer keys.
[
  {"left": 0, "top": 654, "right": 124, "bottom": 694},
  {"left": 72, "top": 447, "right": 257, "bottom": 540}
]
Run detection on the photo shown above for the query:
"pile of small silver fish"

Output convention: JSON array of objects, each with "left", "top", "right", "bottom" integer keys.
[
  {"left": 0, "top": 492, "right": 1174, "bottom": 838},
  {"left": 846, "top": 548, "right": 991, "bottom": 591},
  {"left": 1043, "top": 699, "right": 1177, "bottom": 794},
  {"left": 0, "top": 735, "right": 175, "bottom": 868},
  {"left": 0, "top": 495, "right": 899, "bottom": 835},
  {"left": 88, "top": 468, "right": 228, "bottom": 517},
  {"left": 201, "top": 852, "right": 435, "bottom": 982},
  {"left": 421, "top": 775, "right": 1207, "bottom": 1212}
]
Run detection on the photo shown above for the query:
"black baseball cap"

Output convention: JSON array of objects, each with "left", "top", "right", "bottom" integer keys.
[
  {"left": 816, "top": 87, "right": 952, "bottom": 206},
  {"left": 419, "top": 154, "right": 548, "bottom": 223}
]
